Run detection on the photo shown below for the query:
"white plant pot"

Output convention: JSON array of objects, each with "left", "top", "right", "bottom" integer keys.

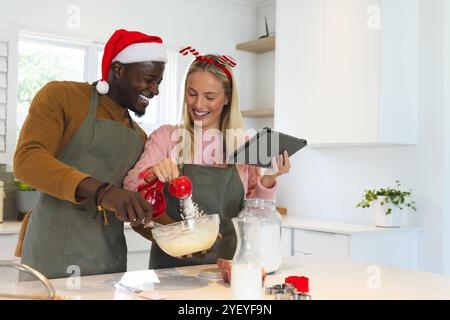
[
  {"left": 372, "top": 196, "right": 401, "bottom": 228},
  {"left": 16, "top": 190, "right": 40, "bottom": 214}
]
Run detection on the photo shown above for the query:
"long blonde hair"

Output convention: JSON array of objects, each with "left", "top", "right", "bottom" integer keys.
[{"left": 178, "top": 54, "right": 244, "bottom": 164}]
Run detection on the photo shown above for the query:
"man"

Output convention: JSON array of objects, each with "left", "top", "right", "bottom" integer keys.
[{"left": 13, "top": 29, "right": 166, "bottom": 279}]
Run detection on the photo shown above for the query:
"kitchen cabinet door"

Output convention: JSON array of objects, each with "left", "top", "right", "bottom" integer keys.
[
  {"left": 124, "top": 226, "right": 151, "bottom": 271},
  {"left": 293, "top": 229, "right": 349, "bottom": 259},
  {"left": 275, "top": 0, "right": 418, "bottom": 145},
  {"left": 275, "top": 0, "right": 324, "bottom": 143},
  {"left": 281, "top": 227, "right": 292, "bottom": 257},
  {"left": 323, "top": 0, "right": 380, "bottom": 144},
  {"left": 0, "top": 233, "right": 19, "bottom": 261}
]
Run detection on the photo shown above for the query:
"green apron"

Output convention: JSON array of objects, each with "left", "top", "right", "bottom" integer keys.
[
  {"left": 149, "top": 164, "right": 245, "bottom": 269},
  {"left": 21, "top": 86, "right": 144, "bottom": 279}
]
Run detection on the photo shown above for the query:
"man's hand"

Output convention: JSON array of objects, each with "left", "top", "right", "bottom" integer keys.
[
  {"left": 76, "top": 177, "right": 152, "bottom": 227},
  {"left": 100, "top": 186, "right": 152, "bottom": 227}
]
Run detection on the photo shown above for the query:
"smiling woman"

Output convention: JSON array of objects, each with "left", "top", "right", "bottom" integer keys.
[{"left": 123, "top": 50, "right": 291, "bottom": 271}]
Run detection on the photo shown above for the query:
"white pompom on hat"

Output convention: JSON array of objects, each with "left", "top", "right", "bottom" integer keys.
[{"left": 97, "top": 29, "right": 167, "bottom": 94}]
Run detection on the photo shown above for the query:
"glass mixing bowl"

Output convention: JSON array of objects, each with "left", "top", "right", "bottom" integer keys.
[{"left": 151, "top": 214, "right": 220, "bottom": 257}]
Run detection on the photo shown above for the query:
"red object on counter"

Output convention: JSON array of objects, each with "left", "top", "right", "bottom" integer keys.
[
  {"left": 169, "top": 176, "right": 192, "bottom": 199},
  {"left": 137, "top": 176, "right": 166, "bottom": 219},
  {"left": 285, "top": 276, "right": 309, "bottom": 293}
]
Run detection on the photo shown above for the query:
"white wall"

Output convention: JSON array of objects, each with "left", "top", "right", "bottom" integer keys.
[
  {"left": 444, "top": 0, "right": 450, "bottom": 275},
  {"left": 242, "top": 0, "right": 276, "bottom": 131},
  {"left": 0, "top": 0, "right": 262, "bottom": 164},
  {"left": 275, "top": 0, "right": 448, "bottom": 274},
  {"left": 416, "top": 0, "right": 446, "bottom": 274}
]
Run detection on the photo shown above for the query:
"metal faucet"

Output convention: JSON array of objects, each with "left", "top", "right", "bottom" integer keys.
[{"left": 0, "top": 260, "right": 56, "bottom": 300}]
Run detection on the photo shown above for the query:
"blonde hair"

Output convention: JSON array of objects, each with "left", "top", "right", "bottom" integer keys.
[{"left": 178, "top": 54, "right": 244, "bottom": 164}]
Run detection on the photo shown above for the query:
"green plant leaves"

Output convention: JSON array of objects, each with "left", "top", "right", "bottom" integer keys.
[
  {"left": 14, "top": 179, "right": 36, "bottom": 191},
  {"left": 356, "top": 180, "right": 417, "bottom": 215}
]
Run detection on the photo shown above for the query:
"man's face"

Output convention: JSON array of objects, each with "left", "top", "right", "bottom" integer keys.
[{"left": 112, "top": 61, "right": 165, "bottom": 116}]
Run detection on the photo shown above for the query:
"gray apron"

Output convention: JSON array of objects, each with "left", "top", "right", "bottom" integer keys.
[
  {"left": 149, "top": 164, "right": 245, "bottom": 269},
  {"left": 21, "top": 86, "right": 144, "bottom": 279}
]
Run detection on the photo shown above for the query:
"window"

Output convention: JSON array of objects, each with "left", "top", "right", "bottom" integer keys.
[
  {"left": 17, "top": 38, "right": 85, "bottom": 133},
  {"left": 17, "top": 33, "right": 179, "bottom": 139}
]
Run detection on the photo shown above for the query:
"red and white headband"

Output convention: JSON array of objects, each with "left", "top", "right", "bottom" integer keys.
[{"left": 179, "top": 46, "right": 236, "bottom": 81}]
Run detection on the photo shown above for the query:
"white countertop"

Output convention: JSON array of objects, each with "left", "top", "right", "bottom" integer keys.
[
  {"left": 0, "top": 221, "right": 134, "bottom": 235},
  {"left": 6, "top": 255, "right": 450, "bottom": 300},
  {"left": 0, "top": 221, "right": 22, "bottom": 235},
  {"left": 1, "top": 217, "right": 419, "bottom": 236},
  {"left": 281, "top": 216, "right": 419, "bottom": 234}
]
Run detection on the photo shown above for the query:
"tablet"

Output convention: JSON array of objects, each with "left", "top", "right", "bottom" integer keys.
[{"left": 228, "top": 127, "right": 307, "bottom": 168}]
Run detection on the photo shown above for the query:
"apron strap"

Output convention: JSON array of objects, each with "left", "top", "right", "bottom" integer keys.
[
  {"left": 90, "top": 83, "right": 137, "bottom": 130},
  {"left": 14, "top": 209, "right": 33, "bottom": 257},
  {"left": 88, "top": 86, "right": 100, "bottom": 118}
]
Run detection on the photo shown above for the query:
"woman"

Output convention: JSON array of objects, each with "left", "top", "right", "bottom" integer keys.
[{"left": 123, "top": 50, "right": 290, "bottom": 269}]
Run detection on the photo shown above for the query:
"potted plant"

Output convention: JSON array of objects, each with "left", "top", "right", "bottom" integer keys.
[
  {"left": 15, "top": 179, "right": 40, "bottom": 221},
  {"left": 356, "top": 180, "right": 417, "bottom": 227}
]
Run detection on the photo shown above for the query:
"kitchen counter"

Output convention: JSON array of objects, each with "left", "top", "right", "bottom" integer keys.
[
  {"left": 0, "top": 218, "right": 421, "bottom": 271},
  {"left": 0, "top": 221, "right": 135, "bottom": 235},
  {"left": 6, "top": 255, "right": 450, "bottom": 300},
  {"left": 281, "top": 216, "right": 420, "bottom": 234},
  {"left": 1, "top": 217, "right": 419, "bottom": 236},
  {"left": 0, "top": 221, "right": 22, "bottom": 235}
]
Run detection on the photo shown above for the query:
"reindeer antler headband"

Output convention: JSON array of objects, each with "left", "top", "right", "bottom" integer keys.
[{"left": 179, "top": 46, "right": 237, "bottom": 81}]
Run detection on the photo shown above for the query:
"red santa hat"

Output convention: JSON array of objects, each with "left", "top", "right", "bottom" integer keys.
[{"left": 96, "top": 29, "right": 167, "bottom": 94}]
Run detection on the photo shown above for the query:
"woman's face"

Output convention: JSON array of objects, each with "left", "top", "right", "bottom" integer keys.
[{"left": 185, "top": 71, "right": 229, "bottom": 130}]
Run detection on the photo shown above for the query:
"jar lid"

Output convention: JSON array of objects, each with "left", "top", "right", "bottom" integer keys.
[{"left": 243, "top": 198, "right": 275, "bottom": 206}]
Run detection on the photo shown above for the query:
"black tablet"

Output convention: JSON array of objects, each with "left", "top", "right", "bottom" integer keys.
[{"left": 228, "top": 127, "right": 307, "bottom": 168}]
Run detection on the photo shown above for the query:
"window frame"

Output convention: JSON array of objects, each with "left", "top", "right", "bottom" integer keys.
[{"left": 19, "top": 32, "right": 104, "bottom": 83}]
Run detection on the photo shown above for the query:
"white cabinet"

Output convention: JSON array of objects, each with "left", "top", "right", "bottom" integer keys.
[
  {"left": 0, "top": 233, "right": 19, "bottom": 261},
  {"left": 282, "top": 217, "right": 419, "bottom": 269},
  {"left": 293, "top": 229, "right": 349, "bottom": 259},
  {"left": 0, "top": 222, "right": 21, "bottom": 262},
  {"left": 281, "top": 226, "right": 292, "bottom": 258},
  {"left": 124, "top": 225, "right": 151, "bottom": 271},
  {"left": 275, "top": 0, "right": 418, "bottom": 145}
]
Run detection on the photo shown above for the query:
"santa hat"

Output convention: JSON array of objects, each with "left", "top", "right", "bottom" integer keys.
[{"left": 96, "top": 29, "right": 167, "bottom": 94}]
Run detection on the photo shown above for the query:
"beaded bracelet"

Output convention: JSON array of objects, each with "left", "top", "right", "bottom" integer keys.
[
  {"left": 95, "top": 183, "right": 114, "bottom": 225},
  {"left": 95, "top": 182, "right": 110, "bottom": 207}
]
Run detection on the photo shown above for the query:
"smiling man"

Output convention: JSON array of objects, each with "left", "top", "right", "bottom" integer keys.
[{"left": 13, "top": 29, "right": 167, "bottom": 279}]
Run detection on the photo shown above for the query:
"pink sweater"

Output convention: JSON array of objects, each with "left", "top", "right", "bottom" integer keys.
[{"left": 123, "top": 125, "right": 277, "bottom": 199}]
